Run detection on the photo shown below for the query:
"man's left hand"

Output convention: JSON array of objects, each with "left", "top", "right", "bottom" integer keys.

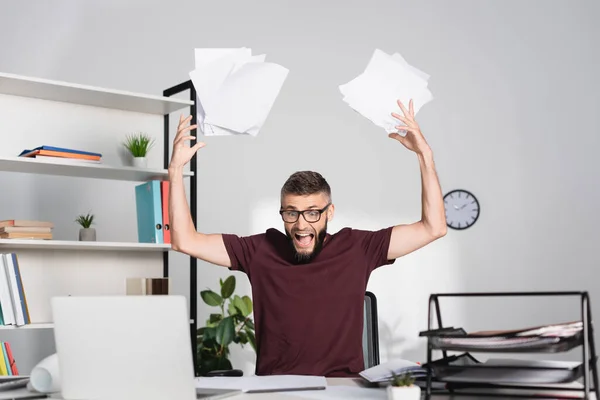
[{"left": 389, "top": 99, "right": 431, "bottom": 155}]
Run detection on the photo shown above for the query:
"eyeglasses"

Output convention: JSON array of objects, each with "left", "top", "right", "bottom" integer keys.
[{"left": 279, "top": 203, "right": 331, "bottom": 223}]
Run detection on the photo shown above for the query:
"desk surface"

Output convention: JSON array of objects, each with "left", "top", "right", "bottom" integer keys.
[
  {"left": 0, "top": 378, "right": 594, "bottom": 400},
  {"left": 231, "top": 377, "right": 596, "bottom": 400}
]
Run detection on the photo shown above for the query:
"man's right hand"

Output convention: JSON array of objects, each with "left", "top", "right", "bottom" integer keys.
[{"left": 169, "top": 114, "right": 204, "bottom": 171}]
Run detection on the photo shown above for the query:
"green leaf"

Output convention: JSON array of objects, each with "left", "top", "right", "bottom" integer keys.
[
  {"left": 238, "top": 331, "right": 248, "bottom": 344},
  {"left": 244, "top": 318, "right": 255, "bottom": 330},
  {"left": 233, "top": 295, "right": 250, "bottom": 317},
  {"left": 242, "top": 296, "right": 253, "bottom": 314},
  {"left": 201, "top": 290, "right": 223, "bottom": 307},
  {"left": 216, "top": 317, "right": 235, "bottom": 347},
  {"left": 209, "top": 314, "right": 222, "bottom": 324},
  {"left": 203, "top": 327, "right": 217, "bottom": 341},
  {"left": 221, "top": 276, "right": 236, "bottom": 299},
  {"left": 245, "top": 328, "right": 257, "bottom": 352},
  {"left": 228, "top": 302, "right": 238, "bottom": 316}
]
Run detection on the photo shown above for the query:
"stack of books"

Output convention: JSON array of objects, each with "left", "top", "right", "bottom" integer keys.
[
  {"left": 0, "top": 342, "right": 18, "bottom": 376},
  {"left": 0, "top": 252, "right": 30, "bottom": 327},
  {"left": 0, "top": 220, "right": 54, "bottom": 240},
  {"left": 18, "top": 145, "right": 102, "bottom": 165}
]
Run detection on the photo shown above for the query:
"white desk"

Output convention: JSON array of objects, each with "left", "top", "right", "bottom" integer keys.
[{"left": 0, "top": 378, "right": 595, "bottom": 400}]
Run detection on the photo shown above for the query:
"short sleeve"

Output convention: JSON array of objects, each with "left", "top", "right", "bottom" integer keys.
[
  {"left": 354, "top": 226, "right": 396, "bottom": 273},
  {"left": 221, "top": 233, "right": 265, "bottom": 277}
]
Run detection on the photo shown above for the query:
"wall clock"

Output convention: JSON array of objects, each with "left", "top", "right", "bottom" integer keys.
[{"left": 444, "top": 189, "right": 480, "bottom": 230}]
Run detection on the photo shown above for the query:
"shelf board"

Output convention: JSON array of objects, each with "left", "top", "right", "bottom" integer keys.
[
  {"left": 0, "top": 239, "right": 172, "bottom": 252},
  {"left": 0, "top": 323, "right": 53, "bottom": 330},
  {"left": 0, "top": 156, "right": 192, "bottom": 181},
  {"left": 0, "top": 72, "right": 193, "bottom": 115}
]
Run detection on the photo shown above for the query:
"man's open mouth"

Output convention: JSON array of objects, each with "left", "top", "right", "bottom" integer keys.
[{"left": 294, "top": 232, "right": 314, "bottom": 248}]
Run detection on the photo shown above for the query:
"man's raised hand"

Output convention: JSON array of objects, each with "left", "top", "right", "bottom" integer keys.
[
  {"left": 389, "top": 99, "right": 430, "bottom": 155},
  {"left": 169, "top": 115, "right": 204, "bottom": 170}
]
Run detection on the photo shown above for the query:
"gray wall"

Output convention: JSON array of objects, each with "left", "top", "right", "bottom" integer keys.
[{"left": 0, "top": 0, "right": 598, "bottom": 374}]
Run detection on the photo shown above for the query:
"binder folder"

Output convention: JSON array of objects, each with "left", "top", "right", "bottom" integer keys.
[{"left": 135, "top": 180, "right": 163, "bottom": 243}]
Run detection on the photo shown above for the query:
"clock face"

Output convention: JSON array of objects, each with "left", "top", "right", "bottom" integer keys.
[{"left": 444, "top": 189, "right": 480, "bottom": 230}]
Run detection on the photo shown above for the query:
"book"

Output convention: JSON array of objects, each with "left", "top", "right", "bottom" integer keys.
[{"left": 18, "top": 146, "right": 102, "bottom": 158}]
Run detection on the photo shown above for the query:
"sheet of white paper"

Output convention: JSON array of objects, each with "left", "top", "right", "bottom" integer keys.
[
  {"left": 286, "top": 385, "right": 387, "bottom": 400},
  {"left": 339, "top": 49, "right": 434, "bottom": 133},
  {"left": 194, "top": 375, "right": 327, "bottom": 393},
  {"left": 190, "top": 47, "right": 288, "bottom": 137}
]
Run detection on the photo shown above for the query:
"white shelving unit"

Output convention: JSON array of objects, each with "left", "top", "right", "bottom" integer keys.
[
  {"left": 0, "top": 72, "right": 194, "bottom": 359},
  {"left": 0, "top": 72, "right": 193, "bottom": 114},
  {"left": 0, "top": 239, "right": 171, "bottom": 251},
  {"left": 0, "top": 156, "right": 192, "bottom": 182}
]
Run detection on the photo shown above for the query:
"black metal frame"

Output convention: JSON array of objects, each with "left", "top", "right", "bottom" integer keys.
[
  {"left": 365, "top": 291, "right": 380, "bottom": 367},
  {"left": 163, "top": 80, "right": 199, "bottom": 375},
  {"left": 424, "top": 291, "right": 599, "bottom": 399}
]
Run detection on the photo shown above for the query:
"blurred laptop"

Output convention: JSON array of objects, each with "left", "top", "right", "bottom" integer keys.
[{"left": 51, "top": 295, "right": 241, "bottom": 400}]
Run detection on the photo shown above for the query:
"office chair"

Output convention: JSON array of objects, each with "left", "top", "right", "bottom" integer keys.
[{"left": 363, "top": 291, "right": 380, "bottom": 369}]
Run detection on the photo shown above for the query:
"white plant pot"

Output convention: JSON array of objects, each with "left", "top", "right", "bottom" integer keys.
[
  {"left": 386, "top": 385, "right": 421, "bottom": 400},
  {"left": 132, "top": 156, "right": 147, "bottom": 168},
  {"left": 79, "top": 228, "right": 96, "bottom": 241}
]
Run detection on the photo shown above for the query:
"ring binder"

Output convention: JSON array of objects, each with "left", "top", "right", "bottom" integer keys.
[{"left": 421, "top": 291, "right": 599, "bottom": 399}]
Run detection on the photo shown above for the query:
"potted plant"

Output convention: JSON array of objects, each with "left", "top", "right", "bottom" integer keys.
[
  {"left": 196, "top": 275, "right": 256, "bottom": 376},
  {"left": 76, "top": 212, "right": 95, "bottom": 241},
  {"left": 386, "top": 372, "right": 420, "bottom": 400},
  {"left": 123, "top": 132, "right": 155, "bottom": 168}
]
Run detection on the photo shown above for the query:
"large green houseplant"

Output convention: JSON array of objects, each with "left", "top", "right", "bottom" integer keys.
[{"left": 196, "top": 275, "right": 256, "bottom": 376}]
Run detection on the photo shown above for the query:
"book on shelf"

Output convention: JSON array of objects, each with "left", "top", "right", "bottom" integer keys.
[
  {"left": 0, "top": 342, "right": 18, "bottom": 376},
  {"left": 0, "top": 220, "right": 53, "bottom": 240},
  {"left": 18, "top": 145, "right": 102, "bottom": 164},
  {"left": 0, "top": 253, "right": 30, "bottom": 326},
  {"left": 126, "top": 278, "right": 169, "bottom": 295},
  {"left": 135, "top": 180, "right": 170, "bottom": 244}
]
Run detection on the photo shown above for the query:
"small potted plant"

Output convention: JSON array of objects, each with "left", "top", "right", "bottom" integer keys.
[
  {"left": 76, "top": 212, "right": 96, "bottom": 241},
  {"left": 123, "top": 132, "right": 155, "bottom": 168},
  {"left": 386, "top": 372, "right": 420, "bottom": 400}
]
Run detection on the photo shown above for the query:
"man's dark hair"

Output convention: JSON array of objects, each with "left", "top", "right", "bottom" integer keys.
[{"left": 281, "top": 171, "right": 331, "bottom": 202}]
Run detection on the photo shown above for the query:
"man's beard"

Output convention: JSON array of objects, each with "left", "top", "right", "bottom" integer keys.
[{"left": 286, "top": 222, "right": 327, "bottom": 265}]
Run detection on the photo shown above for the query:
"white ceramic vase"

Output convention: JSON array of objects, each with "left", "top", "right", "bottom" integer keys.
[
  {"left": 386, "top": 385, "right": 421, "bottom": 400},
  {"left": 132, "top": 156, "right": 147, "bottom": 168},
  {"left": 79, "top": 228, "right": 96, "bottom": 241}
]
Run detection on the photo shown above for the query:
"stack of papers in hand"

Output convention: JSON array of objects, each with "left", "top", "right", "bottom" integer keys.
[
  {"left": 189, "top": 48, "right": 289, "bottom": 137},
  {"left": 339, "top": 49, "right": 433, "bottom": 133},
  {"left": 359, "top": 359, "right": 427, "bottom": 383}
]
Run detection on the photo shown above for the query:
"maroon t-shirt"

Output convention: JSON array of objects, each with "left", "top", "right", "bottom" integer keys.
[{"left": 221, "top": 226, "right": 395, "bottom": 377}]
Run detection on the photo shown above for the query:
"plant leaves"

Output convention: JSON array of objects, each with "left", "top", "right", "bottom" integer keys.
[
  {"left": 201, "top": 290, "right": 222, "bottom": 307},
  {"left": 203, "top": 327, "right": 217, "bottom": 341},
  {"left": 233, "top": 295, "right": 249, "bottom": 317},
  {"left": 244, "top": 318, "right": 255, "bottom": 330},
  {"left": 228, "top": 302, "right": 238, "bottom": 316},
  {"left": 238, "top": 331, "right": 248, "bottom": 344},
  {"left": 242, "top": 296, "right": 253, "bottom": 315},
  {"left": 245, "top": 328, "right": 257, "bottom": 352},
  {"left": 209, "top": 314, "right": 222, "bottom": 324},
  {"left": 216, "top": 317, "right": 235, "bottom": 347},
  {"left": 221, "top": 276, "right": 236, "bottom": 299}
]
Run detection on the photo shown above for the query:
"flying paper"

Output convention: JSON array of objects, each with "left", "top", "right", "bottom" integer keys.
[
  {"left": 189, "top": 48, "right": 289, "bottom": 136},
  {"left": 339, "top": 49, "right": 433, "bottom": 133}
]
